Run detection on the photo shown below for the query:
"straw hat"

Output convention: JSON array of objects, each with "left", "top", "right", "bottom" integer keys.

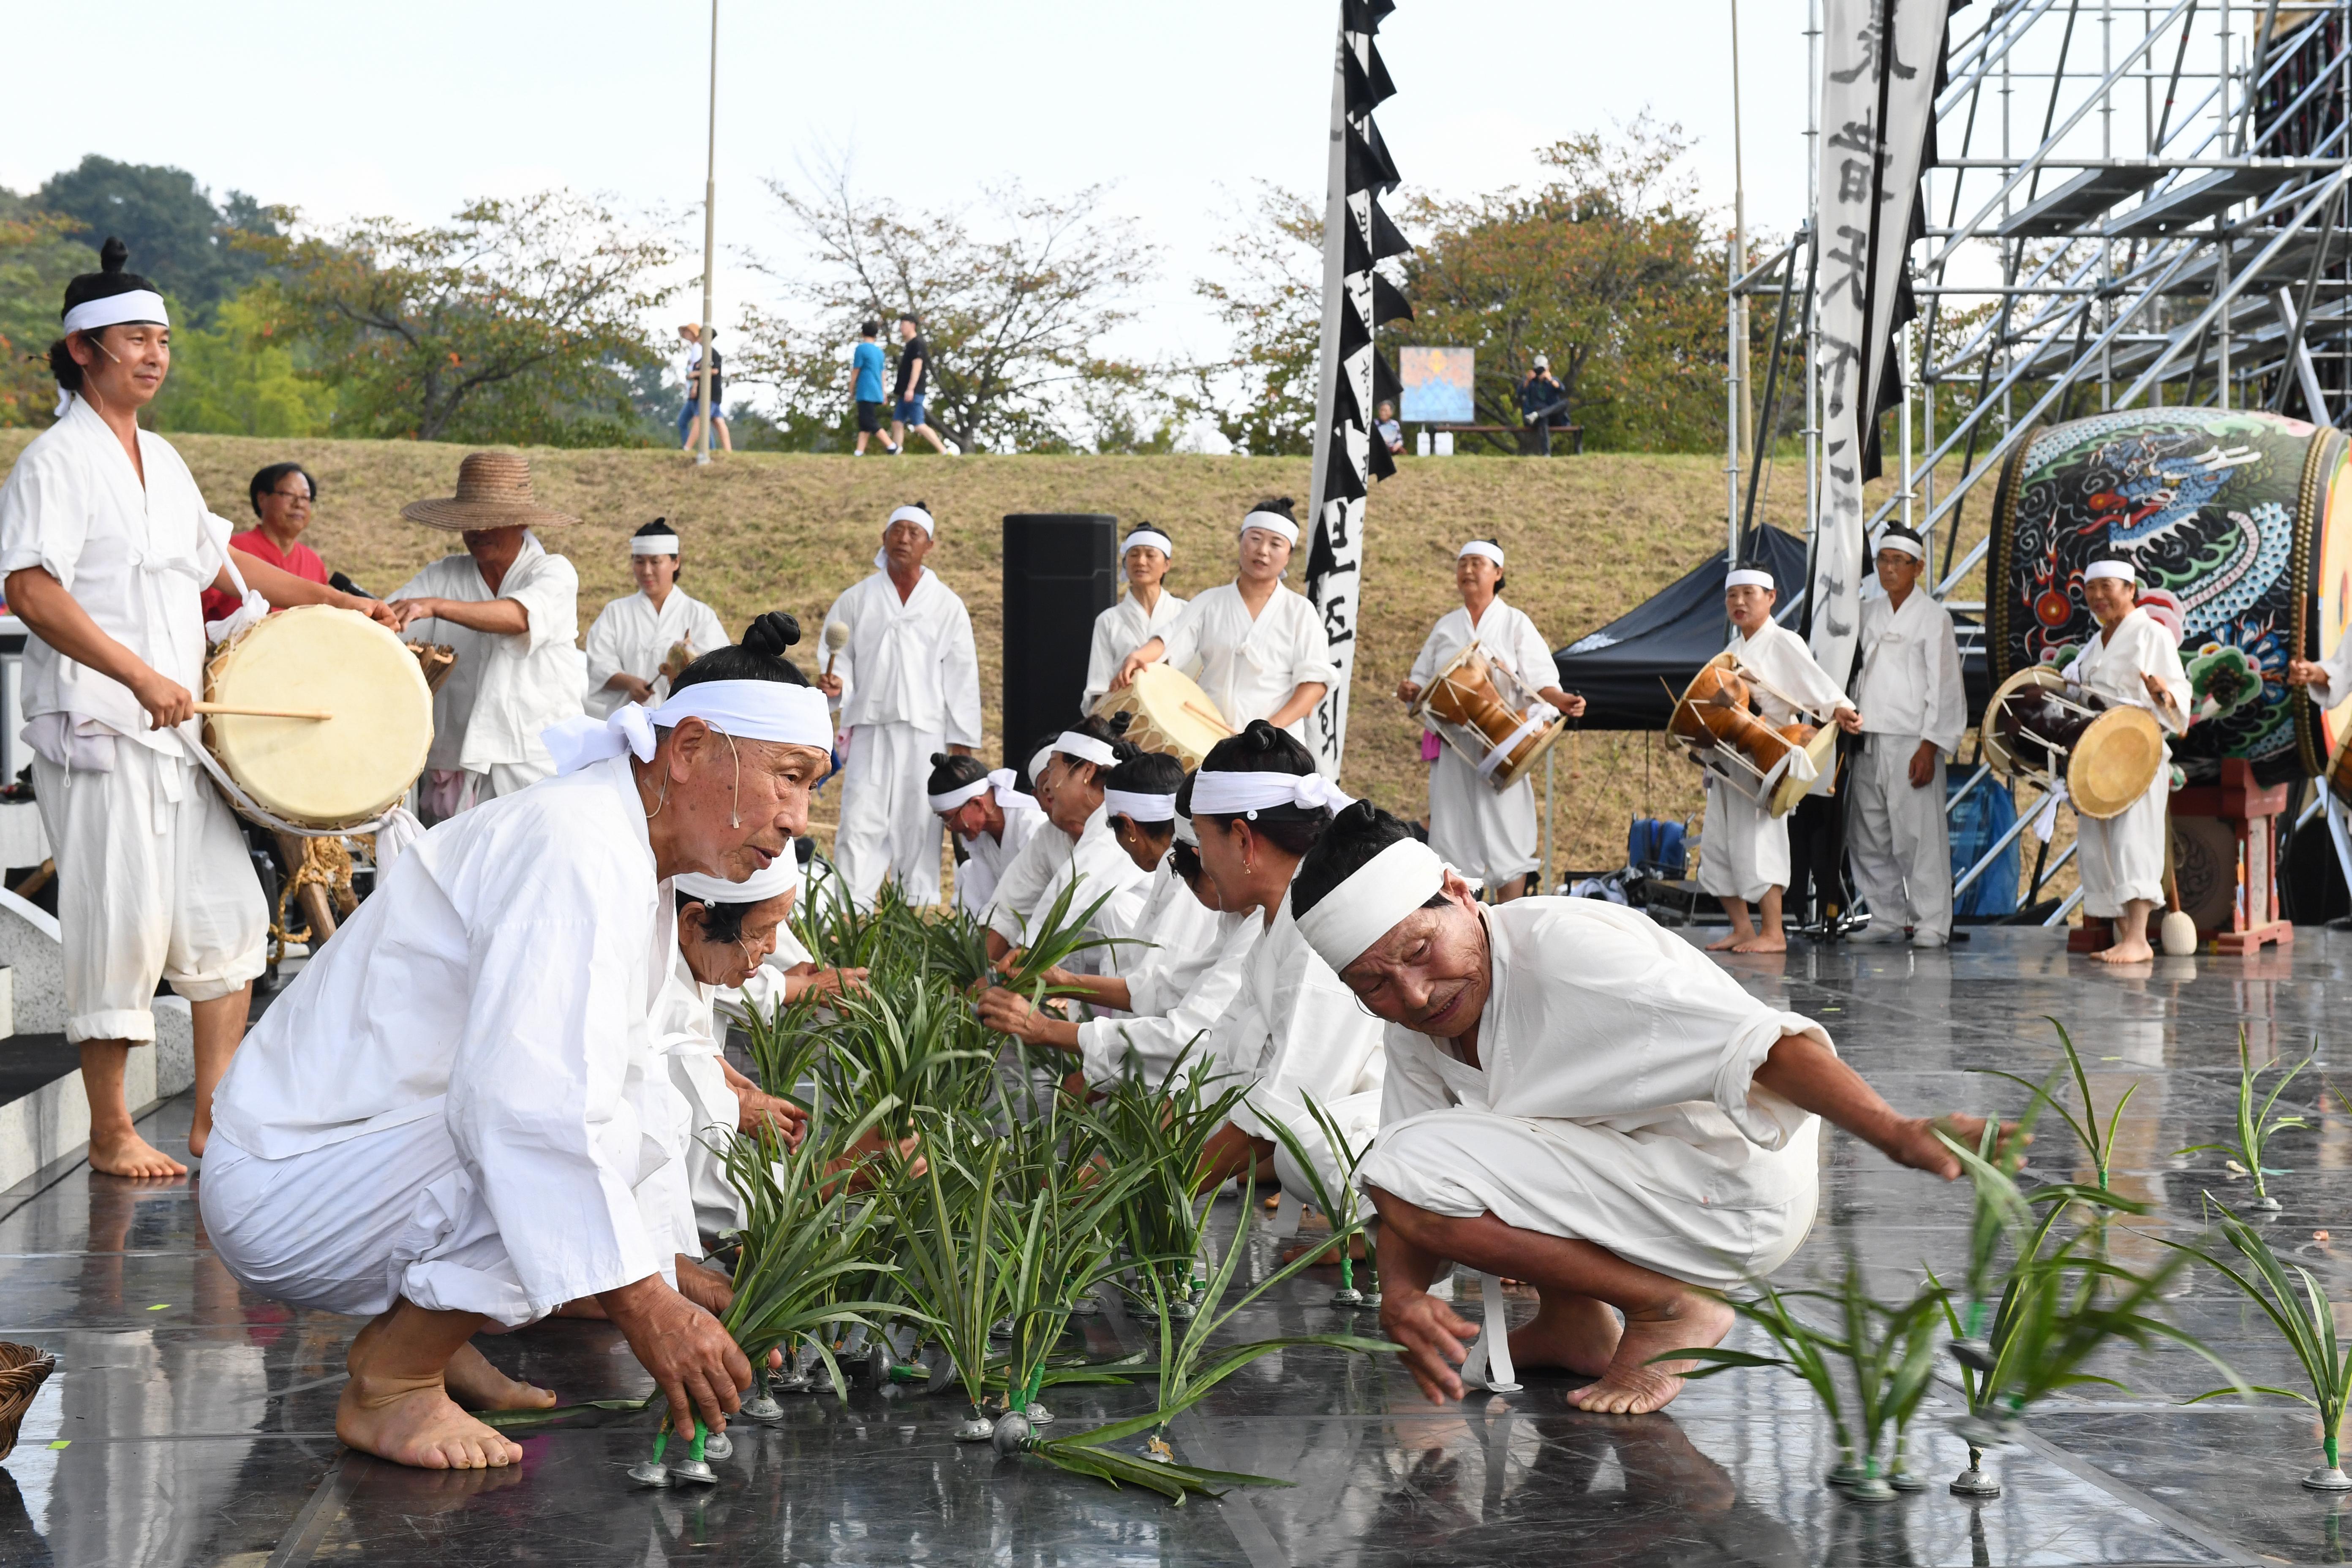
[{"left": 399, "top": 452, "right": 582, "bottom": 533}]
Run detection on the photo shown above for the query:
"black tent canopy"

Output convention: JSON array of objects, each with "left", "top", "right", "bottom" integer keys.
[{"left": 1549, "top": 526, "right": 1812, "bottom": 730}]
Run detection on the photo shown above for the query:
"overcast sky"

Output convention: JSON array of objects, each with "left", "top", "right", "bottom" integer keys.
[{"left": 6, "top": 1, "right": 1817, "bottom": 381}]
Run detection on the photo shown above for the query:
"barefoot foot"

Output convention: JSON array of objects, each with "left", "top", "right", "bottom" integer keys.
[
  {"left": 1705, "top": 931, "right": 1749, "bottom": 952},
  {"left": 1566, "top": 1291, "right": 1734, "bottom": 1415},
  {"left": 1508, "top": 1293, "right": 1621, "bottom": 1378},
  {"left": 337, "top": 1374, "right": 524, "bottom": 1469},
  {"left": 1729, "top": 934, "right": 1788, "bottom": 954},
  {"left": 443, "top": 1342, "right": 556, "bottom": 1413},
  {"left": 88, "top": 1126, "right": 186, "bottom": 1179},
  {"left": 2092, "top": 940, "right": 2154, "bottom": 964}
]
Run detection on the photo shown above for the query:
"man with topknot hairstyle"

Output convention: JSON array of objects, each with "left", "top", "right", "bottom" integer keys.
[{"left": 1, "top": 239, "right": 397, "bottom": 1178}]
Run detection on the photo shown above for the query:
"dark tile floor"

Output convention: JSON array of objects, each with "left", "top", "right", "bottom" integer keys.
[{"left": 4, "top": 926, "right": 2352, "bottom": 1565}]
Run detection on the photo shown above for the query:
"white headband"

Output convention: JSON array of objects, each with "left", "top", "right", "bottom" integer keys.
[
  {"left": 1241, "top": 511, "right": 1299, "bottom": 547},
  {"left": 675, "top": 856, "right": 800, "bottom": 904},
  {"left": 1293, "top": 837, "right": 1447, "bottom": 974},
  {"left": 631, "top": 534, "right": 681, "bottom": 557},
  {"left": 888, "top": 505, "right": 936, "bottom": 537},
  {"left": 1102, "top": 788, "right": 1177, "bottom": 823},
  {"left": 1872, "top": 531, "right": 1925, "bottom": 562},
  {"left": 1726, "top": 569, "right": 1775, "bottom": 591},
  {"left": 1124, "top": 529, "right": 1174, "bottom": 558},
  {"left": 1055, "top": 730, "right": 1117, "bottom": 768},
  {"left": 1190, "top": 768, "right": 1354, "bottom": 819},
  {"left": 1458, "top": 541, "right": 1505, "bottom": 568},
  {"left": 543, "top": 679, "right": 834, "bottom": 776},
  {"left": 2084, "top": 559, "right": 2137, "bottom": 584},
  {"left": 1173, "top": 814, "right": 1199, "bottom": 847},
  {"left": 1028, "top": 745, "right": 1057, "bottom": 790},
  {"left": 988, "top": 767, "right": 1040, "bottom": 811},
  {"left": 929, "top": 777, "right": 990, "bottom": 812},
  {"left": 61, "top": 291, "right": 169, "bottom": 335}
]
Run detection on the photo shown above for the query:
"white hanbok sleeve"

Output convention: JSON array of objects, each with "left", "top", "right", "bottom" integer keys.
[
  {"left": 2312, "top": 628, "right": 2352, "bottom": 707},
  {"left": 584, "top": 600, "right": 633, "bottom": 696},
  {"left": 1923, "top": 603, "right": 1967, "bottom": 756},
  {"left": 986, "top": 831, "right": 1064, "bottom": 946},
  {"left": 1754, "top": 627, "right": 1857, "bottom": 718},
  {"left": 940, "top": 593, "right": 983, "bottom": 749},
  {"left": 445, "top": 875, "right": 667, "bottom": 1315},
  {"left": 1082, "top": 607, "right": 1123, "bottom": 716},
  {"left": 1408, "top": 621, "right": 1448, "bottom": 688},
  {"left": 1377, "top": 1028, "right": 1456, "bottom": 1127},
  {"left": 0, "top": 439, "right": 88, "bottom": 585},
  {"left": 505, "top": 550, "right": 580, "bottom": 653},
  {"left": 1074, "top": 912, "right": 1257, "bottom": 1088},
  {"left": 1157, "top": 595, "right": 1210, "bottom": 675},
  {"left": 1509, "top": 607, "right": 1558, "bottom": 697},
  {"left": 2138, "top": 619, "right": 2191, "bottom": 735},
  {"left": 688, "top": 598, "right": 731, "bottom": 657},
  {"left": 1280, "top": 593, "right": 1338, "bottom": 691}
]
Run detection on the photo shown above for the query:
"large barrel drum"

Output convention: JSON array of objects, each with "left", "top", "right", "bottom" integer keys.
[{"left": 1988, "top": 408, "right": 2352, "bottom": 784}]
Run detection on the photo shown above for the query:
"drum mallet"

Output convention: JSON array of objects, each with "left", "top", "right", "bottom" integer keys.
[
  {"left": 192, "top": 703, "right": 334, "bottom": 721},
  {"left": 822, "top": 620, "right": 849, "bottom": 679}
]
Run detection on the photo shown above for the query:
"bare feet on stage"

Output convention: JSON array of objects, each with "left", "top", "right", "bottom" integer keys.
[
  {"left": 1704, "top": 930, "right": 1747, "bottom": 952},
  {"left": 442, "top": 1342, "right": 556, "bottom": 1413},
  {"left": 337, "top": 1374, "right": 524, "bottom": 1470},
  {"left": 1566, "top": 1290, "right": 1734, "bottom": 1416},
  {"left": 1729, "top": 932, "right": 1787, "bottom": 954},
  {"left": 1508, "top": 1292, "right": 1620, "bottom": 1380},
  {"left": 2093, "top": 939, "right": 2155, "bottom": 964},
  {"left": 88, "top": 1125, "right": 186, "bottom": 1180}
]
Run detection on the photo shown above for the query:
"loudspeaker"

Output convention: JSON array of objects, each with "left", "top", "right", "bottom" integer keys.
[{"left": 1002, "top": 514, "right": 1116, "bottom": 761}]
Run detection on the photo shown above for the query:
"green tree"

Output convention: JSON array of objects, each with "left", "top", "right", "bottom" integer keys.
[
  {"left": 35, "top": 155, "right": 275, "bottom": 321},
  {"left": 1399, "top": 117, "right": 1726, "bottom": 453},
  {"left": 264, "top": 192, "right": 676, "bottom": 444},
  {"left": 736, "top": 164, "right": 1152, "bottom": 453},
  {"left": 147, "top": 286, "right": 337, "bottom": 438},
  {"left": 0, "top": 191, "right": 94, "bottom": 427},
  {"left": 1187, "top": 184, "right": 1322, "bottom": 456}
]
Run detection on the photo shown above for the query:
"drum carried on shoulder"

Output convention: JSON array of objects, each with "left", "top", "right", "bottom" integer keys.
[
  {"left": 1093, "top": 662, "right": 1234, "bottom": 770},
  {"left": 1979, "top": 665, "right": 2164, "bottom": 819},
  {"left": 1410, "top": 644, "right": 1567, "bottom": 792},
  {"left": 1668, "top": 653, "right": 1837, "bottom": 817},
  {"left": 198, "top": 605, "right": 436, "bottom": 830}
]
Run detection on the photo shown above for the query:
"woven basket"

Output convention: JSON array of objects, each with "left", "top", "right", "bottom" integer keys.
[{"left": 0, "top": 1344, "right": 56, "bottom": 1462}]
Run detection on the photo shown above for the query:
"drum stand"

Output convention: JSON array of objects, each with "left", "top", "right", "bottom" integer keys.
[{"left": 2170, "top": 760, "right": 2294, "bottom": 955}]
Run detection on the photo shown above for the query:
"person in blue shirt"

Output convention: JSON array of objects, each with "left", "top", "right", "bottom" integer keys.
[{"left": 850, "top": 321, "right": 896, "bottom": 456}]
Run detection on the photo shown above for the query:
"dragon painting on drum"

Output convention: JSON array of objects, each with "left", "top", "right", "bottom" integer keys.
[{"left": 1989, "top": 407, "right": 2352, "bottom": 784}]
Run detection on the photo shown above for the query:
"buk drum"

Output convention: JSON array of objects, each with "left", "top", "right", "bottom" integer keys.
[
  {"left": 1667, "top": 652, "right": 1836, "bottom": 817},
  {"left": 201, "top": 606, "right": 436, "bottom": 830},
  {"left": 1979, "top": 665, "right": 2164, "bottom": 819},
  {"left": 1410, "top": 644, "right": 1565, "bottom": 793},
  {"left": 1988, "top": 408, "right": 2352, "bottom": 784},
  {"left": 1093, "top": 662, "right": 1233, "bottom": 771}
]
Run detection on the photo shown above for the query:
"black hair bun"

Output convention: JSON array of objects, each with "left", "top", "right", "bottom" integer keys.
[
  {"left": 1253, "top": 496, "right": 1297, "bottom": 520},
  {"left": 1240, "top": 718, "right": 1282, "bottom": 751},
  {"left": 1335, "top": 798, "right": 1380, "bottom": 832},
  {"left": 1105, "top": 710, "right": 1133, "bottom": 736},
  {"left": 930, "top": 751, "right": 952, "bottom": 768},
  {"left": 99, "top": 237, "right": 127, "bottom": 273},
  {"left": 743, "top": 611, "right": 801, "bottom": 656}
]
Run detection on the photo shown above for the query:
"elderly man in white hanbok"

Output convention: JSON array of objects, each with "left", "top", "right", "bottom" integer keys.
[
  {"left": 819, "top": 504, "right": 983, "bottom": 907},
  {"left": 1846, "top": 525, "right": 1966, "bottom": 948},
  {"left": 1400, "top": 540, "right": 1585, "bottom": 898},
  {"left": 2066, "top": 556, "right": 2190, "bottom": 964},
  {"left": 585, "top": 520, "right": 731, "bottom": 720},
  {"left": 389, "top": 454, "right": 589, "bottom": 820},
  {"left": 1291, "top": 805, "right": 2005, "bottom": 1414},
  {"left": 199, "top": 640, "right": 834, "bottom": 1473},
  {"left": 1693, "top": 565, "right": 1862, "bottom": 953},
  {"left": 1, "top": 245, "right": 404, "bottom": 1179},
  {"left": 980, "top": 724, "right": 1152, "bottom": 962},
  {"left": 1115, "top": 501, "right": 1334, "bottom": 750},
  {"left": 979, "top": 756, "right": 1259, "bottom": 1090},
  {"left": 1081, "top": 526, "right": 1187, "bottom": 714},
  {"left": 929, "top": 753, "right": 1045, "bottom": 918}
]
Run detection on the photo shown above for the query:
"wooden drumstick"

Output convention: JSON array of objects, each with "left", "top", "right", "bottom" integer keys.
[
  {"left": 1181, "top": 700, "right": 1235, "bottom": 735},
  {"left": 193, "top": 703, "right": 334, "bottom": 721}
]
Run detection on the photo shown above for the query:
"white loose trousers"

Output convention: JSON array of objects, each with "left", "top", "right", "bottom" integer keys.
[
  {"left": 2076, "top": 770, "right": 2170, "bottom": 916},
  {"left": 835, "top": 720, "right": 945, "bottom": 907},
  {"left": 1846, "top": 735, "right": 1952, "bottom": 940},
  {"left": 1427, "top": 749, "right": 1540, "bottom": 887},
  {"left": 32, "top": 747, "right": 267, "bottom": 1043},
  {"left": 1696, "top": 777, "right": 1786, "bottom": 904}
]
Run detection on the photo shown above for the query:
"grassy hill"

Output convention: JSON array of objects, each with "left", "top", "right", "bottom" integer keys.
[{"left": 0, "top": 430, "right": 1971, "bottom": 874}]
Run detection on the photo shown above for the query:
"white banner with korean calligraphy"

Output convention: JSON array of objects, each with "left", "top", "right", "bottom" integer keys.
[{"left": 1810, "top": 0, "right": 1949, "bottom": 689}]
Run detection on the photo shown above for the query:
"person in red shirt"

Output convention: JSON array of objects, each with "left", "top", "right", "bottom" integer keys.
[{"left": 201, "top": 463, "right": 329, "bottom": 625}]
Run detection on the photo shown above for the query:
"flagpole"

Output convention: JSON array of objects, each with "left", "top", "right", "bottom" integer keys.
[{"left": 695, "top": 0, "right": 719, "bottom": 467}]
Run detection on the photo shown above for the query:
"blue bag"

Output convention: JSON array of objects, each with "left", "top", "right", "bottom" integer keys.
[
  {"left": 1948, "top": 773, "right": 2020, "bottom": 917},
  {"left": 1627, "top": 817, "right": 1688, "bottom": 879}
]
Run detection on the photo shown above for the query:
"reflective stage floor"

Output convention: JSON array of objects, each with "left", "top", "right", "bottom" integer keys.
[{"left": 3, "top": 926, "right": 2351, "bottom": 1566}]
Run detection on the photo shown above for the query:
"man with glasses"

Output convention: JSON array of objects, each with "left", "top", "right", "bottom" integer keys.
[{"left": 201, "top": 463, "right": 330, "bottom": 625}]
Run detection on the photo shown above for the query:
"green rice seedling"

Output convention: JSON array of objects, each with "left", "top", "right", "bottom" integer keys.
[
  {"left": 1946, "top": 1105, "right": 2044, "bottom": 1371},
  {"left": 1262, "top": 1091, "right": 1378, "bottom": 1303},
  {"left": 1976, "top": 1018, "right": 2132, "bottom": 1192},
  {"left": 881, "top": 1111, "right": 1018, "bottom": 1436},
  {"left": 812, "top": 974, "right": 998, "bottom": 1141},
  {"left": 2178, "top": 1030, "right": 2311, "bottom": 1211},
  {"left": 994, "top": 876, "right": 1134, "bottom": 1002},
  {"left": 1081, "top": 1047, "right": 1251, "bottom": 1317},
  {"left": 1937, "top": 1132, "right": 2235, "bottom": 1447},
  {"left": 1010, "top": 1174, "right": 1399, "bottom": 1502},
  {"left": 2168, "top": 1197, "right": 2352, "bottom": 1489}
]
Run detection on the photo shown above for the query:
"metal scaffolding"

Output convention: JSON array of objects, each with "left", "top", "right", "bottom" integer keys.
[{"left": 1735, "top": 0, "right": 2352, "bottom": 923}]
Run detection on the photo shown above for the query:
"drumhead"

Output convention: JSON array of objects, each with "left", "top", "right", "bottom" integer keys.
[
  {"left": 205, "top": 606, "right": 435, "bottom": 828},
  {"left": 1095, "top": 663, "right": 1232, "bottom": 770},
  {"left": 1979, "top": 664, "right": 2070, "bottom": 781},
  {"left": 2067, "top": 706, "right": 2165, "bottom": 819}
]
